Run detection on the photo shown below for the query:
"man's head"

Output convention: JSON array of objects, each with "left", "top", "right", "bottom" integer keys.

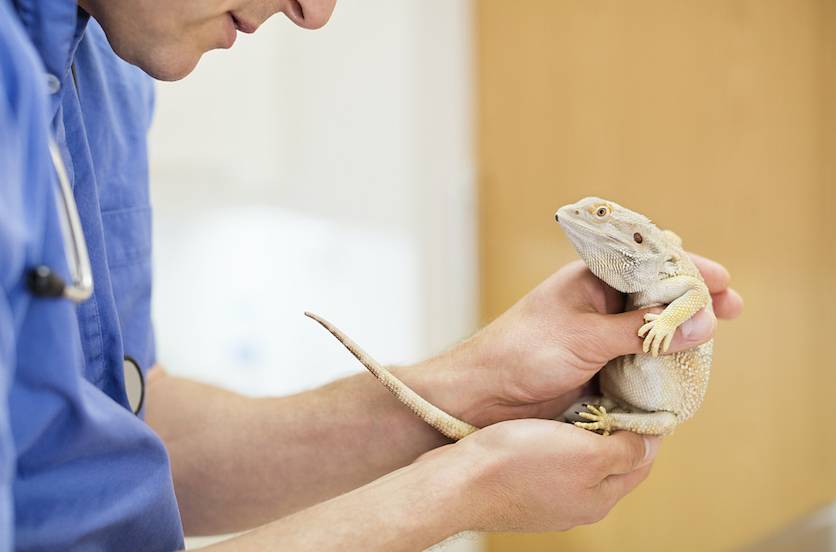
[{"left": 79, "top": 0, "right": 337, "bottom": 81}]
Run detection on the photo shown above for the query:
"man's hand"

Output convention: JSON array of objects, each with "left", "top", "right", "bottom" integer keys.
[
  {"left": 413, "top": 255, "right": 743, "bottom": 428},
  {"left": 154, "top": 254, "right": 740, "bottom": 536},
  {"left": 427, "top": 419, "right": 659, "bottom": 533}
]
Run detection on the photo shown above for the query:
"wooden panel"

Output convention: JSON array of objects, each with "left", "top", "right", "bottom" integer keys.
[{"left": 476, "top": 1, "right": 836, "bottom": 551}]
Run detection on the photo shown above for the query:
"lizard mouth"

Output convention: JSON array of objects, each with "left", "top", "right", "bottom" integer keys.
[
  {"left": 559, "top": 217, "right": 630, "bottom": 248},
  {"left": 559, "top": 215, "right": 600, "bottom": 237}
]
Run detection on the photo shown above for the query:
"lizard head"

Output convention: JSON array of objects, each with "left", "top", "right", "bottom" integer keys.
[{"left": 555, "top": 197, "right": 679, "bottom": 293}]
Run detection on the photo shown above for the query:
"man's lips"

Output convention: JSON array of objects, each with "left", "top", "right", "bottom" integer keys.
[{"left": 230, "top": 12, "right": 258, "bottom": 34}]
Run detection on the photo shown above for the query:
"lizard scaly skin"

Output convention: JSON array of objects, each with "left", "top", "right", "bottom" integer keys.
[
  {"left": 307, "top": 197, "right": 713, "bottom": 439},
  {"left": 556, "top": 197, "right": 713, "bottom": 436}
]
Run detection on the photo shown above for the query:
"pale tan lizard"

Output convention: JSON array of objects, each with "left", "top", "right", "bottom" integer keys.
[
  {"left": 556, "top": 197, "right": 713, "bottom": 436},
  {"left": 306, "top": 196, "right": 713, "bottom": 438}
]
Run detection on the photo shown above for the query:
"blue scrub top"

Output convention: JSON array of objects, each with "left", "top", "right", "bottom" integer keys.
[{"left": 0, "top": 0, "right": 184, "bottom": 549}]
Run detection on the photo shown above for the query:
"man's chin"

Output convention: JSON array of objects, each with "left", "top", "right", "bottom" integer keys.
[
  {"left": 142, "top": 60, "right": 200, "bottom": 82},
  {"left": 136, "top": 52, "right": 201, "bottom": 82},
  {"left": 111, "top": 41, "right": 201, "bottom": 81}
]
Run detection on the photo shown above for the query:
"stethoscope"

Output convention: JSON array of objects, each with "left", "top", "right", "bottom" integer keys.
[
  {"left": 26, "top": 138, "right": 145, "bottom": 414},
  {"left": 27, "top": 139, "right": 94, "bottom": 303}
]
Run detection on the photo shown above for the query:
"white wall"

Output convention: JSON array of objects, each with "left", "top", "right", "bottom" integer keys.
[{"left": 148, "top": 1, "right": 479, "bottom": 549}]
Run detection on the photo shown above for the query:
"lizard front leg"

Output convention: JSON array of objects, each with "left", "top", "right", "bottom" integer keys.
[
  {"left": 576, "top": 408, "right": 678, "bottom": 436},
  {"left": 638, "top": 275, "right": 711, "bottom": 356}
]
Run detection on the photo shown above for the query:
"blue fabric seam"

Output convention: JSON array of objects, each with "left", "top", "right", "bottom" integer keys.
[
  {"left": 86, "top": 294, "right": 106, "bottom": 387},
  {"left": 100, "top": 206, "right": 151, "bottom": 217},
  {"left": 104, "top": 250, "right": 152, "bottom": 270}
]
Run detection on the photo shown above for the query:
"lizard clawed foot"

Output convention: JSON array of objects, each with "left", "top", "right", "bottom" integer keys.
[
  {"left": 574, "top": 404, "right": 613, "bottom": 436},
  {"left": 638, "top": 313, "right": 676, "bottom": 357}
]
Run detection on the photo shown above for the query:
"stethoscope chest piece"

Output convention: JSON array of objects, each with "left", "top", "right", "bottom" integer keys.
[{"left": 123, "top": 357, "right": 145, "bottom": 415}]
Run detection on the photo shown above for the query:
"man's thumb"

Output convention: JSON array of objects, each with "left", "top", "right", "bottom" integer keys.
[{"left": 596, "top": 307, "right": 716, "bottom": 358}]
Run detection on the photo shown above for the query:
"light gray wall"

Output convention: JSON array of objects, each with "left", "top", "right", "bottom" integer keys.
[{"left": 147, "top": 1, "right": 479, "bottom": 549}]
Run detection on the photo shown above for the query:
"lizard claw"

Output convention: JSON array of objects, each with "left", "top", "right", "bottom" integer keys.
[
  {"left": 638, "top": 313, "right": 676, "bottom": 357},
  {"left": 574, "top": 404, "right": 613, "bottom": 436}
]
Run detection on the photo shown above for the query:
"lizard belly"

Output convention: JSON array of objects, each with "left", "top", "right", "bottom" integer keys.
[
  {"left": 600, "top": 355, "right": 678, "bottom": 413},
  {"left": 600, "top": 342, "right": 712, "bottom": 421}
]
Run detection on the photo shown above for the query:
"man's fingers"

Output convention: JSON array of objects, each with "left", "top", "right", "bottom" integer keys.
[
  {"left": 689, "top": 253, "right": 730, "bottom": 294},
  {"left": 414, "top": 444, "right": 455, "bottom": 464},
  {"left": 588, "top": 253, "right": 737, "bottom": 358},
  {"left": 598, "top": 432, "right": 660, "bottom": 476},
  {"left": 676, "top": 308, "right": 717, "bottom": 344},
  {"left": 600, "top": 463, "right": 653, "bottom": 502},
  {"left": 598, "top": 307, "right": 716, "bottom": 358},
  {"left": 689, "top": 253, "right": 743, "bottom": 319},
  {"left": 592, "top": 432, "right": 658, "bottom": 508},
  {"left": 712, "top": 288, "right": 744, "bottom": 320}
]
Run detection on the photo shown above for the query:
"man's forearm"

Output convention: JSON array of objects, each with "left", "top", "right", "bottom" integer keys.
[
  {"left": 145, "top": 361, "right": 456, "bottom": 535},
  {"left": 201, "top": 449, "right": 478, "bottom": 552}
]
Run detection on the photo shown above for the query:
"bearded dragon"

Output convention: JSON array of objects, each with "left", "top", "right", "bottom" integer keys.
[
  {"left": 306, "top": 196, "right": 713, "bottom": 438},
  {"left": 556, "top": 197, "right": 713, "bottom": 436}
]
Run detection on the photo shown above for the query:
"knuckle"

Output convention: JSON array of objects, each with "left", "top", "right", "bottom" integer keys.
[
  {"left": 621, "top": 435, "right": 647, "bottom": 468},
  {"left": 605, "top": 487, "right": 623, "bottom": 510},
  {"left": 575, "top": 437, "right": 604, "bottom": 462},
  {"left": 581, "top": 446, "right": 620, "bottom": 479},
  {"left": 585, "top": 448, "right": 609, "bottom": 473},
  {"left": 584, "top": 503, "right": 611, "bottom": 525}
]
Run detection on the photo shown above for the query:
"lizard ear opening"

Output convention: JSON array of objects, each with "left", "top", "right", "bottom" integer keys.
[{"left": 662, "top": 229, "right": 683, "bottom": 247}]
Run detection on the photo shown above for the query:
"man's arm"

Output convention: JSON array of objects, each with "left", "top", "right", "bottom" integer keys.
[
  {"left": 201, "top": 445, "right": 471, "bottom": 551},
  {"left": 145, "top": 363, "right": 453, "bottom": 535},
  {"left": 148, "top": 257, "right": 741, "bottom": 536},
  {"left": 198, "top": 419, "right": 657, "bottom": 551}
]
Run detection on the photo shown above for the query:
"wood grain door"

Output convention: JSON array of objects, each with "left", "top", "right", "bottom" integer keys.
[{"left": 476, "top": 1, "right": 836, "bottom": 550}]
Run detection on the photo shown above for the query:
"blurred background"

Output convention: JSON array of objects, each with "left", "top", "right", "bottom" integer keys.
[{"left": 148, "top": 0, "right": 835, "bottom": 550}]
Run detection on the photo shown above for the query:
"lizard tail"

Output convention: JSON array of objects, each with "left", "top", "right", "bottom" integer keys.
[{"left": 304, "top": 311, "right": 478, "bottom": 440}]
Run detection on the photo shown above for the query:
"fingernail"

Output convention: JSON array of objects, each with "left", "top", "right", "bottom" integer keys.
[
  {"left": 640, "top": 436, "right": 661, "bottom": 467},
  {"left": 680, "top": 309, "right": 715, "bottom": 341}
]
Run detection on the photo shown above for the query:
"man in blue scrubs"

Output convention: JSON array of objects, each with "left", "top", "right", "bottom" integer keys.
[{"left": 0, "top": 0, "right": 743, "bottom": 550}]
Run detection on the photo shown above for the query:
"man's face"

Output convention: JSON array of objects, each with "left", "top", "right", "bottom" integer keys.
[{"left": 79, "top": 0, "right": 338, "bottom": 81}]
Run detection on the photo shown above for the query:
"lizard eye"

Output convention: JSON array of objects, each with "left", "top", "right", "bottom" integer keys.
[
  {"left": 595, "top": 206, "right": 611, "bottom": 217},
  {"left": 633, "top": 232, "right": 643, "bottom": 244}
]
